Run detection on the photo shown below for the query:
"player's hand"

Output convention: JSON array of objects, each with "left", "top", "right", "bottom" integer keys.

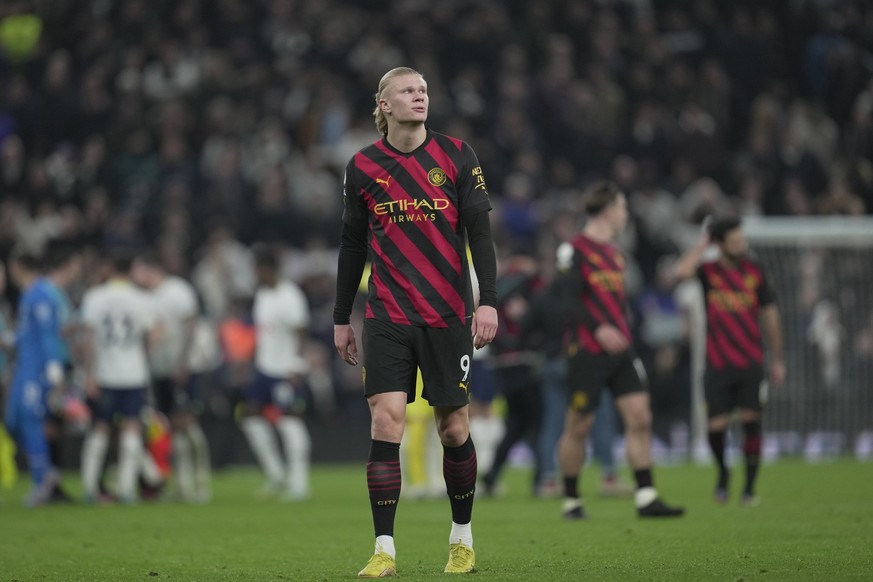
[
  {"left": 472, "top": 305, "right": 498, "bottom": 349},
  {"left": 334, "top": 324, "right": 359, "bottom": 366},
  {"left": 594, "top": 324, "right": 630, "bottom": 355},
  {"left": 769, "top": 360, "right": 786, "bottom": 389}
]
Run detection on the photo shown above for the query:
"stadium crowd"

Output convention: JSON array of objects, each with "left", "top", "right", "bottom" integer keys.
[{"left": 1, "top": 0, "right": 872, "bottom": 481}]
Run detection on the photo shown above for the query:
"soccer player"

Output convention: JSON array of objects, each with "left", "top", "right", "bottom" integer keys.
[
  {"left": 333, "top": 66, "right": 498, "bottom": 577},
  {"left": 132, "top": 253, "right": 212, "bottom": 503},
  {"left": 239, "top": 245, "right": 312, "bottom": 502},
  {"left": 480, "top": 252, "right": 545, "bottom": 498},
  {"left": 79, "top": 252, "right": 158, "bottom": 504},
  {"left": 556, "top": 181, "right": 684, "bottom": 520},
  {"left": 672, "top": 216, "right": 785, "bottom": 505},
  {"left": 42, "top": 244, "right": 84, "bottom": 503},
  {"left": 4, "top": 249, "right": 66, "bottom": 506}
]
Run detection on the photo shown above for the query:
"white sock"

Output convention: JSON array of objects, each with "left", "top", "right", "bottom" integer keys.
[
  {"left": 173, "top": 431, "right": 196, "bottom": 499},
  {"left": 635, "top": 486, "right": 658, "bottom": 508},
  {"left": 449, "top": 522, "right": 473, "bottom": 549},
  {"left": 139, "top": 448, "right": 163, "bottom": 486},
  {"left": 241, "top": 416, "right": 284, "bottom": 484},
  {"left": 81, "top": 430, "right": 109, "bottom": 497},
  {"left": 375, "top": 535, "right": 396, "bottom": 559},
  {"left": 277, "top": 416, "right": 311, "bottom": 496},
  {"left": 187, "top": 424, "right": 211, "bottom": 499},
  {"left": 118, "top": 430, "right": 143, "bottom": 499},
  {"left": 562, "top": 497, "right": 582, "bottom": 512}
]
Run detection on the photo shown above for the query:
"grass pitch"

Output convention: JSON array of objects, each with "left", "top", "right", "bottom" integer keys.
[{"left": 1, "top": 459, "right": 871, "bottom": 581}]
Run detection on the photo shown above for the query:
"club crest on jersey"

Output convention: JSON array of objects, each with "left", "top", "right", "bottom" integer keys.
[
  {"left": 743, "top": 274, "right": 758, "bottom": 290},
  {"left": 428, "top": 167, "right": 447, "bottom": 187}
]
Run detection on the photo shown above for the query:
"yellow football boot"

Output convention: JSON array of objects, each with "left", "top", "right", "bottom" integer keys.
[
  {"left": 358, "top": 551, "right": 396, "bottom": 578},
  {"left": 444, "top": 543, "right": 475, "bottom": 574}
]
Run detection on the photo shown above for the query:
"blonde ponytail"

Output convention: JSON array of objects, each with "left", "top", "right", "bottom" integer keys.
[{"left": 372, "top": 66, "right": 424, "bottom": 135}]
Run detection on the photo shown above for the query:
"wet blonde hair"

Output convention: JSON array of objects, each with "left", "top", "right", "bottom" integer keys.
[{"left": 372, "top": 67, "right": 424, "bottom": 135}]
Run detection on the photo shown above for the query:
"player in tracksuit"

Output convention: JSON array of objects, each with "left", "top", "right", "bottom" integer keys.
[{"left": 5, "top": 250, "right": 66, "bottom": 507}]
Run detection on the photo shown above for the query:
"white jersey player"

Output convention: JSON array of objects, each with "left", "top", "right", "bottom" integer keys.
[
  {"left": 240, "top": 246, "right": 312, "bottom": 501},
  {"left": 79, "top": 253, "right": 158, "bottom": 503},
  {"left": 132, "top": 254, "right": 212, "bottom": 503}
]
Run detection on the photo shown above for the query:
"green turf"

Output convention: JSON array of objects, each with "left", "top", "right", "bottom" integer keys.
[{"left": 1, "top": 459, "right": 872, "bottom": 581}]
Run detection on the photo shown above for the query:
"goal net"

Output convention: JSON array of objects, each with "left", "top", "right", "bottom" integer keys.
[{"left": 741, "top": 216, "right": 873, "bottom": 461}]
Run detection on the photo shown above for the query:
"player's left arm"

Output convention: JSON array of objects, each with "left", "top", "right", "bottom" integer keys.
[
  {"left": 760, "top": 304, "right": 785, "bottom": 388},
  {"left": 458, "top": 143, "right": 497, "bottom": 349},
  {"left": 758, "top": 270, "right": 785, "bottom": 388},
  {"left": 464, "top": 210, "right": 497, "bottom": 349}
]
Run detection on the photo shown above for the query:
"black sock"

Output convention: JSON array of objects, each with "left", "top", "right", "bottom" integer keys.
[
  {"left": 742, "top": 421, "right": 762, "bottom": 496},
  {"left": 562, "top": 475, "right": 579, "bottom": 499},
  {"left": 708, "top": 430, "right": 728, "bottom": 487},
  {"left": 367, "top": 440, "right": 401, "bottom": 537},
  {"left": 633, "top": 468, "right": 653, "bottom": 489},
  {"left": 45, "top": 416, "right": 63, "bottom": 466},
  {"left": 443, "top": 436, "right": 477, "bottom": 525},
  {"left": 48, "top": 438, "right": 61, "bottom": 468}
]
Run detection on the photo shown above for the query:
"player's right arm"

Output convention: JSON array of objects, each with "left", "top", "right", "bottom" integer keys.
[
  {"left": 556, "top": 241, "right": 627, "bottom": 354},
  {"left": 333, "top": 162, "right": 368, "bottom": 366},
  {"left": 672, "top": 231, "right": 710, "bottom": 283}
]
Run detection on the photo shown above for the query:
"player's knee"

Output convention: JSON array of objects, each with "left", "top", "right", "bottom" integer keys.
[
  {"left": 738, "top": 409, "right": 762, "bottom": 423},
  {"left": 438, "top": 427, "right": 469, "bottom": 447},
  {"left": 708, "top": 414, "right": 730, "bottom": 431},
  {"left": 371, "top": 411, "right": 405, "bottom": 442},
  {"left": 625, "top": 408, "right": 652, "bottom": 434},
  {"left": 563, "top": 412, "right": 593, "bottom": 440}
]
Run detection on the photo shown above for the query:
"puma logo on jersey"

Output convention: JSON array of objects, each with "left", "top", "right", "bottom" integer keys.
[{"left": 376, "top": 177, "right": 391, "bottom": 188}]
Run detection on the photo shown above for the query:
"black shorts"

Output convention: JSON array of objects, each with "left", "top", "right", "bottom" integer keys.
[
  {"left": 362, "top": 318, "right": 473, "bottom": 407},
  {"left": 704, "top": 365, "right": 765, "bottom": 418},
  {"left": 152, "top": 375, "right": 200, "bottom": 415},
  {"left": 565, "top": 350, "right": 648, "bottom": 415}
]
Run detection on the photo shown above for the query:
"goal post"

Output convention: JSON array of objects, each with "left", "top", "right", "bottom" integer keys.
[{"left": 741, "top": 216, "right": 873, "bottom": 460}]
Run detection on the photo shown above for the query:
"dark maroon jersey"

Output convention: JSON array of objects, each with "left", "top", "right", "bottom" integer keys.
[
  {"left": 342, "top": 129, "right": 491, "bottom": 328},
  {"left": 697, "top": 258, "right": 776, "bottom": 371},
  {"left": 561, "top": 233, "right": 632, "bottom": 355}
]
